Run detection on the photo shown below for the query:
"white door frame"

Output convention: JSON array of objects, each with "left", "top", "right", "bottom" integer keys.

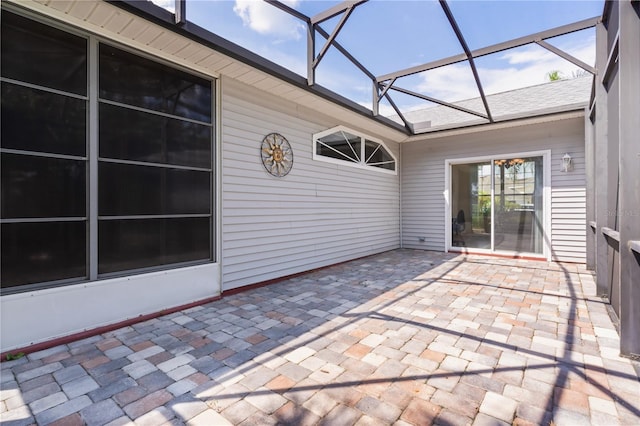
[{"left": 444, "top": 150, "right": 552, "bottom": 260}]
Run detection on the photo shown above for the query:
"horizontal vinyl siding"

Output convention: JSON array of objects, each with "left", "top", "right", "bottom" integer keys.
[
  {"left": 550, "top": 140, "right": 587, "bottom": 262},
  {"left": 402, "top": 117, "right": 586, "bottom": 262},
  {"left": 221, "top": 77, "right": 400, "bottom": 290}
]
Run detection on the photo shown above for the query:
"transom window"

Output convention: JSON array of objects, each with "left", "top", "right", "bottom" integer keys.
[{"left": 313, "top": 126, "right": 396, "bottom": 174}]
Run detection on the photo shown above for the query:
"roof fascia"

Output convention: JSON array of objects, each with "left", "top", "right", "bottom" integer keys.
[{"left": 405, "top": 104, "right": 587, "bottom": 141}]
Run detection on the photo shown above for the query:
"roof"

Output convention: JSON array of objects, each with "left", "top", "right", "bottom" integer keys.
[{"left": 396, "top": 76, "right": 592, "bottom": 133}]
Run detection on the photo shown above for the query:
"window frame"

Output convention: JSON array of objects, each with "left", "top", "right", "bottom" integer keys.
[
  {"left": 312, "top": 125, "right": 397, "bottom": 175},
  {"left": 444, "top": 150, "right": 552, "bottom": 260},
  {"left": 95, "top": 41, "right": 215, "bottom": 278},
  {"left": 0, "top": 9, "right": 217, "bottom": 294}
]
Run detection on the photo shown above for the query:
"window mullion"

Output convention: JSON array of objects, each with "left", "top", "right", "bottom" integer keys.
[
  {"left": 340, "top": 131, "right": 359, "bottom": 162},
  {"left": 365, "top": 143, "right": 382, "bottom": 164},
  {"left": 490, "top": 158, "right": 495, "bottom": 252},
  {"left": 88, "top": 36, "right": 99, "bottom": 281}
]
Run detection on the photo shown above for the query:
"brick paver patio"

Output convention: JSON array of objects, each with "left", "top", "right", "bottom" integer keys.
[{"left": 2, "top": 249, "right": 639, "bottom": 425}]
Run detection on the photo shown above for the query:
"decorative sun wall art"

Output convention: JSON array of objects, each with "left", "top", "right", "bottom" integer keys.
[{"left": 260, "top": 132, "right": 293, "bottom": 177}]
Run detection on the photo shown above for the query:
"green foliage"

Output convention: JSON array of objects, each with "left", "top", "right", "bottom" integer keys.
[
  {"left": 546, "top": 70, "right": 564, "bottom": 81},
  {"left": 5, "top": 352, "right": 25, "bottom": 361},
  {"left": 547, "top": 69, "right": 589, "bottom": 81},
  {"left": 480, "top": 199, "right": 491, "bottom": 216}
]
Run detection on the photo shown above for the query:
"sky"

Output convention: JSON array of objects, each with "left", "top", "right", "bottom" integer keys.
[{"left": 151, "top": 0, "right": 603, "bottom": 117}]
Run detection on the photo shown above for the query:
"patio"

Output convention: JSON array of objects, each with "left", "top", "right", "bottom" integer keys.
[{"left": 1, "top": 250, "right": 639, "bottom": 426}]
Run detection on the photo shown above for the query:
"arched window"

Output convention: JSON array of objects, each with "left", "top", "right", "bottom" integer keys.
[{"left": 313, "top": 126, "right": 396, "bottom": 174}]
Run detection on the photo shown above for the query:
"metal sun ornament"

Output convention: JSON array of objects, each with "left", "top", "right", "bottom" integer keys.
[{"left": 261, "top": 133, "right": 293, "bottom": 177}]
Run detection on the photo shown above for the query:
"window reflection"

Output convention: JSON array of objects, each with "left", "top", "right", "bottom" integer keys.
[
  {"left": 1, "top": 222, "right": 86, "bottom": 287},
  {"left": 98, "top": 218, "right": 210, "bottom": 274},
  {"left": 99, "top": 44, "right": 212, "bottom": 123},
  {"left": 1, "top": 83, "right": 87, "bottom": 156},
  {"left": 1, "top": 154, "right": 86, "bottom": 219},
  {"left": 1, "top": 11, "right": 87, "bottom": 95},
  {"left": 99, "top": 162, "right": 210, "bottom": 216},
  {"left": 99, "top": 103, "right": 211, "bottom": 168},
  {"left": 493, "top": 157, "right": 543, "bottom": 253}
]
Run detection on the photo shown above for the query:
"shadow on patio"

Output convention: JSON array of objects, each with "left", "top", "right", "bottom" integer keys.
[{"left": 2, "top": 250, "right": 639, "bottom": 425}]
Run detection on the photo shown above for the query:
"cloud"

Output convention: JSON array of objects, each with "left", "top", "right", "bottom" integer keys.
[
  {"left": 233, "top": 0, "right": 305, "bottom": 42},
  {"left": 415, "top": 38, "right": 595, "bottom": 103}
]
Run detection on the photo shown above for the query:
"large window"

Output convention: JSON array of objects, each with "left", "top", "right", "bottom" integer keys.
[
  {"left": 313, "top": 126, "right": 396, "bottom": 174},
  {"left": 1, "top": 11, "right": 215, "bottom": 292},
  {"left": 97, "top": 44, "right": 213, "bottom": 275}
]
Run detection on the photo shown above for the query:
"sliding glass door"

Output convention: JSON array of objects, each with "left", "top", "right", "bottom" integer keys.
[
  {"left": 451, "top": 162, "right": 492, "bottom": 249},
  {"left": 450, "top": 155, "right": 545, "bottom": 255}
]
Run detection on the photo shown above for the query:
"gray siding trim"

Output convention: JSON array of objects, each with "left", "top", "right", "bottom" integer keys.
[
  {"left": 401, "top": 117, "right": 586, "bottom": 263},
  {"left": 221, "top": 77, "right": 400, "bottom": 290}
]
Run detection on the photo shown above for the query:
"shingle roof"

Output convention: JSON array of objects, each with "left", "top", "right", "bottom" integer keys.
[{"left": 395, "top": 76, "right": 592, "bottom": 132}]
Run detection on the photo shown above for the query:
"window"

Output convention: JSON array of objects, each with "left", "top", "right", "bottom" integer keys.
[
  {"left": 97, "top": 44, "right": 213, "bottom": 275},
  {"left": 1, "top": 11, "right": 215, "bottom": 293},
  {"left": 313, "top": 126, "right": 396, "bottom": 174},
  {"left": 1, "top": 11, "right": 88, "bottom": 289}
]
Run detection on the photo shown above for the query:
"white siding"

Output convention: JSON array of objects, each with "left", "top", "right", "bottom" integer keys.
[
  {"left": 402, "top": 117, "right": 586, "bottom": 263},
  {"left": 221, "top": 77, "right": 400, "bottom": 290}
]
